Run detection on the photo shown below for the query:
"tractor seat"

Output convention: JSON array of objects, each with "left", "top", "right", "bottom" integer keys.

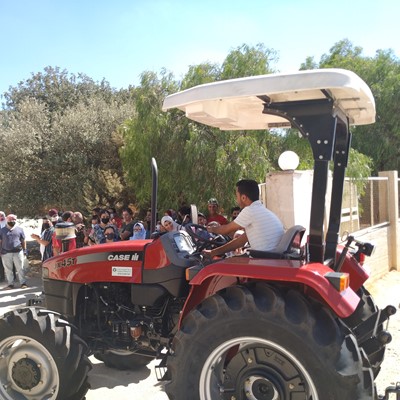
[{"left": 249, "top": 225, "right": 306, "bottom": 260}]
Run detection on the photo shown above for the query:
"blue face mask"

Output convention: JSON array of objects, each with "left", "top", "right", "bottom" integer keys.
[{"left": 131, "top": 224, "right": 146, "bottom": 240}]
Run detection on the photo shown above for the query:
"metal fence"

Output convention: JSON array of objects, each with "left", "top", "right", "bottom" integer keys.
[{"left": 341, "top": 175, "right": 400, "bottom": 234}]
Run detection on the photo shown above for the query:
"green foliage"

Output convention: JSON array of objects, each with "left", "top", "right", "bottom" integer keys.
[
  {"left": 0, "top": 68, "right": 135, "bottom": 216},
  {"left": 308, "top": 39, "right": 400, "bottom": 173},
  {"left": 120, "top": 44, "right": 278, "bottom": 214},
  {"left": 2, "top": 39, "right": 398, "bottom": 218},
  {"left": 2, "top": 66, "right": 116, "bottom": 113},
  {"left": 220, "top": 43, "right": 278, "bottom": 79}
]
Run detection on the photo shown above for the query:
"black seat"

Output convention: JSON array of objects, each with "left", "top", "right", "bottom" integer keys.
[{"left": 249, "top": 225, "right": 306, "bottom": 260}]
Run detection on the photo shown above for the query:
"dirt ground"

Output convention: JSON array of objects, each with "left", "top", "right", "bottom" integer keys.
[
  {"left": 4, "top": 239, "right": 400, "bottom": 398},
  {"left": 365, "top": 270, "right": 400, "bottom": 394}
]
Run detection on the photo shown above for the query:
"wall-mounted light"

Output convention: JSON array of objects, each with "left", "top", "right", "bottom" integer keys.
[{"left": 278, "top": 151, "right": 299, "bottom": 171}]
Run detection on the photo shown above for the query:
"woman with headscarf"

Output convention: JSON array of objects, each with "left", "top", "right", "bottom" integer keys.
[
  {"left": 130, "top": 222, "right": 147, "bottom": 240},
  {"left": 161, "top": 216, "right": 181, "bottom": 232}
]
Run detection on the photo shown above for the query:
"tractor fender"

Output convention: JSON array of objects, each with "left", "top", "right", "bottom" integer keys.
[{"left": 179, "top": 257, "right": 360, "bottom": 327}]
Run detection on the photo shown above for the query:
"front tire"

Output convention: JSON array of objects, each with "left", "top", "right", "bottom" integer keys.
[
  {"left": 0, "top": 308, "right": 91, "bottom": 400},
  {"left": 166, "top": 283, "right": 374, "bottom": 400}
]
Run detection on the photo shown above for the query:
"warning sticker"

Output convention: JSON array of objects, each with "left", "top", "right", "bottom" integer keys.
[{"left": 111, "top": 266, "right": 133, "bottom": 277}]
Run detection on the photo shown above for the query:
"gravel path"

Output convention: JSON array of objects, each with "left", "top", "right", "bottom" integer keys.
[
  {"left": 1, "top": 266, "right": 399, "bottom": 398},
  {"left": 365, "top": 270, "right": 400, "bottom": 395}
]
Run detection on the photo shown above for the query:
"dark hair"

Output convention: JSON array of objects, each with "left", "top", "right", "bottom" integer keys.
[
  {"left": 236, "top": 179, "right": 260, "bottom": 202},
  {"left": 108, "top": 207, "right": 116, "bottom": 213},
  {"left": 122, "top": 207, "right": 133, "bottom": 215},
  {"left": 61, "top": 211, "right": 73, "bottom": 221},
  {"left": 104, "top": 225, "right": 116, "bottom": 233},
  {"left": 231, "top": 206, "right": 241, "bottom": 214},
  {"left": 91, "top": 215, "right": 100, "bottom": 223}
]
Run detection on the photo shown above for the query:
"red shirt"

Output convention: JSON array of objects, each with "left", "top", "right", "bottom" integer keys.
[{"left": 207, "top": 214, "right": 228, "bottom": 225}]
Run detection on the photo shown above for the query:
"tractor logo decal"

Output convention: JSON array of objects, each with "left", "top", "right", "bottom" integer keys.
[
  {"left": 76, "top": 251, "right": 144, "bottom": 264},
  {"left": 107, "top": 253, "right": 142, "bottom": 261}
]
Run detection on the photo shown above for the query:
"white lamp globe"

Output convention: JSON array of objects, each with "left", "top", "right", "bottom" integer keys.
[{"left": 278, "top": 151, "right": 299, "bottom": 171}]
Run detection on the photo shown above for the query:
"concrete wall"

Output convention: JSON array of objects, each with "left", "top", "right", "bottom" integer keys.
[
  {"left": 352, "top": 224, "right": 390, "bottom": 282},
  {"left": 265, "top": 170, "right": 314, "bottom": 232},
  {"left": 264, "top": 170, "right": 399, "bottom": 281}
]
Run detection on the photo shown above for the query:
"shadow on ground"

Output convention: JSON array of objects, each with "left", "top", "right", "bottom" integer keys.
[{"left": 88, "top": 361, "right": 153, "bottom": 389}]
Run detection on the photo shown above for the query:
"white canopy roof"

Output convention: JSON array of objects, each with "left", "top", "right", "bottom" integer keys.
[{"left": 162, "top": 69, "right": 375, "bottom": 130}]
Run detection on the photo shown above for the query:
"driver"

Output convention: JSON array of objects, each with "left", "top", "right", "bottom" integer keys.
[{"left": 203, "top": 179, "right": 284, "bottom": 258}]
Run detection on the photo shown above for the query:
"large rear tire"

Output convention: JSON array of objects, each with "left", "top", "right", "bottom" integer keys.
[
  {"left": 344, "top": 286, "right": 386, "bottom": 377},
  {"left": 0, "top": 308, "right": 92, "bottom": 400},
  {"left": 165, "top": 283, "right": 374, "bottom": 400}
]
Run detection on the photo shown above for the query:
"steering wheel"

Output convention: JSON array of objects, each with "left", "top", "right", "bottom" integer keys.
[{"left": 184, "top": 223, "right": 229, "bottom": 250}]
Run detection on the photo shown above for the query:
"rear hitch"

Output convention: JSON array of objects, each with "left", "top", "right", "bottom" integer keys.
[{"left": 378, "top": 382, "right": 400, "bottom": 400}]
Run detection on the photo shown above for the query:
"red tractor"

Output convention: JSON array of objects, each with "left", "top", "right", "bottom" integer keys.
[{"left": 0, "top": 69, "right": 398, "bottom": 400}]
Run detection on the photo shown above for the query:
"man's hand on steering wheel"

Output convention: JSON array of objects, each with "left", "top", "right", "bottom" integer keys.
[{"left": 184, "top": 223, "right": 228, "bottom": 251}]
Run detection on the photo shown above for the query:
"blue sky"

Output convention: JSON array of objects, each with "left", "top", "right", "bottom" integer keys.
[{"left": 1, "top": 0, "right": 399, "bottom": 98}]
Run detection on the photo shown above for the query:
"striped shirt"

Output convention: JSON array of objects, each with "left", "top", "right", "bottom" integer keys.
[{"left": 234, "top": 200, "right": 284, "bottom": 251}]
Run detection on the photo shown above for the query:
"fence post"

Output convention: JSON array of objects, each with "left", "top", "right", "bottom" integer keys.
[{"left": 379, "top": 171, "right": 399, "bottom": 271}]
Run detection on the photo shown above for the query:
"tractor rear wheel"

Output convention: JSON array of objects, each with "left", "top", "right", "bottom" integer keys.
[
  {"left": 344, "top": 286, "right": 386, "bottom": 377},
  {"left": 165, "top": 283, "right": 374, "bottom": 400},
  {"left": 0, "top": 308, "right": 91, "bottom": 400}
]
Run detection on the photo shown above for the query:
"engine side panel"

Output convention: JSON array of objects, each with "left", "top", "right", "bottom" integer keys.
[{"left": 43, "top": 241, "right": 147, "bottom": 283}]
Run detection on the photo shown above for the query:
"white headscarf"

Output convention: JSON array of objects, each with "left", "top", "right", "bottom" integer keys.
[
  {"left": 161, "top": 216, "right": 181, "bottom": 231},
  {"left": 130, "top": 222, "right": 147, "bottom": 240}
]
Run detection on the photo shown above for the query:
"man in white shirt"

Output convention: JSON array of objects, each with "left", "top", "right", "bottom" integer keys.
[{"left": 204, "top": 179, "right": 284, "bottom": 258}]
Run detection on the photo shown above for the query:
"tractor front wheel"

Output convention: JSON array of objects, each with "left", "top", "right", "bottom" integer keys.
[
  {"left": 166, "top": 283, "right": 374, "bottom": 400},
  {"left": 0, "top": 308, "right": 91, "bottom": 400}
]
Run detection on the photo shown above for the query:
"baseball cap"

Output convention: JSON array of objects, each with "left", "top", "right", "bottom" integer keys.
[
  {"left": 198, "top": 212, "right": 206, "bottom": 218},
  {"left": 208, "top": 198, "right": 218, "bottom": 205},
  {"left": 48, "top": 209, "right": 58, "bottom": 217},
  {"left": 6, "top": 214, "right": 17, "bottom": 222}
]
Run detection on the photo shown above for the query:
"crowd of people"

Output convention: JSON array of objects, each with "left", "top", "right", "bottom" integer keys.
[
  {"left": 0, "top": 197, "right": 239, "bottom": 287},
  {"left": 1, "top": 179, "right": 285, "bottom": 291}
]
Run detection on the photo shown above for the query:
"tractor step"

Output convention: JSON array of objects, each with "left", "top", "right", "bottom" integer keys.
[{"left": 155, "top": 353, "right": 170, "bottom": 381}]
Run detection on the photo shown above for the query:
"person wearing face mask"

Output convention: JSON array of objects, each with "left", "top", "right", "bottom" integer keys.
[
  {"left": 91, "top": 210, "right": 115, "bottom": 244},
  {"left": 129, "top": 222, "right": 147, "bottom": 240},
  {"left": 104, "top": 225, "right": 119, "bottom": 243},
  {"left": 0, "top": 214, "right": 28, "bottom": 290},
  {"left": 31, "top": 216, "right": 55, "bottom": 262}
]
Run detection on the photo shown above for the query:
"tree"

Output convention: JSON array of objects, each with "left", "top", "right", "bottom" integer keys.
[
  {"left": 2, "top": 66, "right": 115, "bottom": 113},
  {"left": 309, "top": 39, "right": 400, "bottom": 173},
  {"left": 120, "top": 44, "right": 279, "bottom": 214},
  {"left": 0, "top": 68, "right": 135, "bottom": 216}
]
